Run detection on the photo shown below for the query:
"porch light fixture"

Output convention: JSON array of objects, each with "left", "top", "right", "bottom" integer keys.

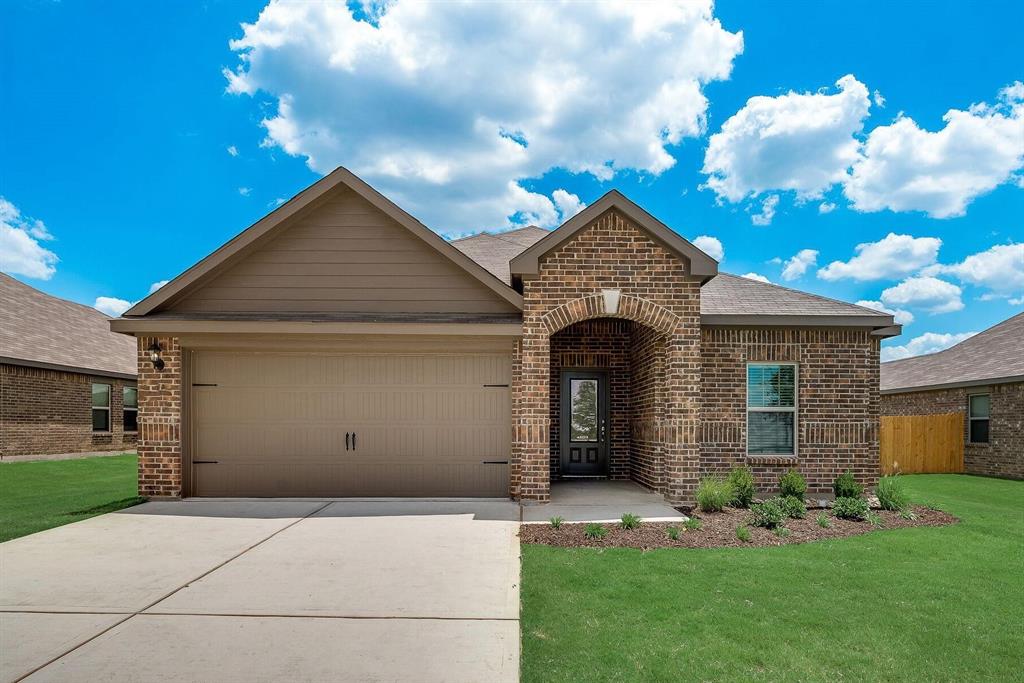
[{"left": 147, "top": 340, "right": 165, "bottom": 371}]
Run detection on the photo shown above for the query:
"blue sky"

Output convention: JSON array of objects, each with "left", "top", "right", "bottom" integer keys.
[{"left": 2, "top": 0, "right": 1021, "bottom": 360}]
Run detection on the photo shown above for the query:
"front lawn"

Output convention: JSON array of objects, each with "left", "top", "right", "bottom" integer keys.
[
  {"left": 521, "top": 475, "right": 1024, "bottom": 682},
  {"left": 0, "top": 454, "right": 143, "bottom": 542}
]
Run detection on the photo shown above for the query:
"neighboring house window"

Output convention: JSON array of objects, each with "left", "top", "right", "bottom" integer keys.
[
  {"left": 123, "top": 386, "right": 138, "bottom": 432},
  {"left": 747, "top": 363, "right": 797, "bottom": 456},
  {"left": 968, "top": 394, "right": 990, "bottom": 444},
  {"left": 92, "top": 383, "right": 111, "bottom": 432}
]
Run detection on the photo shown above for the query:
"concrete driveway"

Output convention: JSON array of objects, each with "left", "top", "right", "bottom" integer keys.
[{"left": 0, "top": 500, "right": 520, "bottom": 682}]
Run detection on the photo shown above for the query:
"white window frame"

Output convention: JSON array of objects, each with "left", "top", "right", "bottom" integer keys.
[
  {"left": 123, "top": 386, "right": 138, "bottom": 433},
  {"left": 92, "top": 383, "right": 111, "bottom": 433},
  {"left": 745, "top": 362, "right": 799, "bottom": 457},
  {"left": 967, "top": 392, "right": 990, "bottom": 445}
]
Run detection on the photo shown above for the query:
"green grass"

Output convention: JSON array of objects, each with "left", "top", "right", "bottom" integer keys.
[
  {"left": 521, "top": 475, "right": 1024, "bottom": 682},
  {"left": 0, "top": 454, "right": 143, "bottom": 542}
]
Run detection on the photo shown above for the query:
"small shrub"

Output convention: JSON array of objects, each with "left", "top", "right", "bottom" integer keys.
[
  {"left": 773, "top": 526, "right": 792, "bottom": 538},
  {"left": 549, "top": 516, "right": 564, "bottom": 529},
  {"left": 696, "top": 476, "right": 733, "bottom": 512},
  {"left": 735, "top": 525, "right": 752, "bottom": 543},
  {"left": 666, "top": 525, "right": 681, "bottom": 541},
  {"left": 779, "top": 469, "right": 807, "bottom": 500},
  {"left": 620, "top": 513, "right": 641, "bottom": 530},
  {"left": 866, "top": 511, "right": 884, "bottom": 528},
  {"left": 876, "top": 475, "right": 908, "bottom": 511},
  {"left": 899, "top": 508, "right": 917, "bottom": 521},
  {"left": 749, "top": 498, "right": 786, "bottom": 528},
  {"left": 727, "top": 466, "right": 756, "bottom": 508},
  {"left": 781, "top": 495, "right": 807, "bottom": 519},
  {"left": 833, "top": 470, "right": 863, "bottom": 499},
  {"left": 832, "top": 496, "right": 869, "bottom": 521},
  {"left": 816, "top": 513, "right": 831, "bottom": 528},
  {"left": 584, "top": 523, "right": 607, "bottom": 539},
  {"left": 684, "top": 517, "right": 702, "bottom": 532}
]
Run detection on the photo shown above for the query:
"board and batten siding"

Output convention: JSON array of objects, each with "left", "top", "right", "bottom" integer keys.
[{"left": 168, "top": 187, "right": 519, "bottom": 314}]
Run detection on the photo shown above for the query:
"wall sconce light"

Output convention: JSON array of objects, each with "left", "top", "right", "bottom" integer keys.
[{"left": 148, "top": 341, "right": 165, "bottom": 371}]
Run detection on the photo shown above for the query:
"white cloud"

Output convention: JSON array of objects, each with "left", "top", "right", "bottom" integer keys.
[
  {"left": 741, "top": 272, "right": 770, "bottom": 283},
  {"left": 238, "top": 187, "right": 252, "bottom": 196},
  {"left": 702, "top": 75, "right": 870, "bottom": 202},
  {"left": 818, "top": 202, "right": 836, "bottom": 214},
  {"left": 872, "top": 90, "right": 885, "bottom": 107},
  {"left": 0, "top": 197, "right": 59, "bottom": 280},
  {"left": 881, "top": 331, "right": 977, "bottom": 361},
  {"left": 922, "top": 242, "right": 1024, "bottom": 297},
  {"left": 750, "top": 194, "right": 778, "bottom": 226},
  {"left": 781, "top": 248, "right": 818, "bottom": 281},
  {"left": 1010, "top": 296, "right": 1024, "bottom": 305},
  {"left": 149, "top": 280, "right": 170, "bottom": 294},
  {"left": 225, "top": 0, "right": 743, "bottom": 233},
  {"left": 93, "top": 297, "right": 134, "bottom": 317},
  {"left": 845, "top": 82, "right": 1024, "bottom": 218},
  {"left": 693, "top": 235, "right": 724, "bottom": 261},
  {"left": 551, "top": 189, "right": 585, "bottom": 222},
  {"left": 881, "top": 276, "right": 963, "bottom": 314},
  {"left": 818, "top": 233, "right": 942, "bottom": 282},
  {"left": 227, "top": 145, "right": 239, "bottom": 157},
  {"left": 855, "top": 300, "right": 914, "bottom": 325}
]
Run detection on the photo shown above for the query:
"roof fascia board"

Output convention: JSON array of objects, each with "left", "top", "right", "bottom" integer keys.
[
  {"left": 701, "top": 314, "right": 895, "bottom": 329},
  {"left": 0, "top": 356, "right": 136, "bottom": 380},
  {"left": 126, "top": 167, "right": 523, "bottom": 316},
  {"left": 110, "top": 318, "right": 523, "bottom": 337},
  {"left": 881, "top": 374, "right": 1024, "bottom": 395},
  {"left": 510, "top": 190, "right": 718, "bottom": 280}
]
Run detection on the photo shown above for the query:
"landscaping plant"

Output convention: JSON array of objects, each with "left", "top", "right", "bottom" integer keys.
[
  {"left": 620, "top": 513, "right": 641, "bottom": 530},
  {"left": 549, "top": 516, "right": 564, "bottom": 529},
  {"left": 832, "top": 496, "right": 870, "bottom": 521},
  {"left": 779, "top": 469, "right": 807, "bottom": 500},
  {"left": 695, "top": 476, "right": 733, "bottom": 512},
  {"left": 816, "top": 513, "right": 831, "bottom": 528},
  {"left": 749, "top": 498, "right": 786, "bottom": 528},
  {"left": 584, "top": 523, "right": 608, "bottom": 539},
  {"left": 727, "top": 465, "right": 756, "bottom": 508},
  {"left": 683, "top": 517, "right": 702, "bottom": 532},
  {"left": 833, "top": 470, "right": 863, "bottom": 499},
  {"left": 781, "top": 495, "right": 807, "bottom": 519},
  {"left": 773, "top": 526, "right": 792, "bottom": 538},
  {"left": 735, "top": 525, "right": 752, "bottom": 543},
  {"left": 876, "top": 475, "right": 909, "bottom": 511},
  {"left": 666, "top": 525, "right": 681, "bottom": 541},
  {"left": 867, "top": 511, "right": 884, "bottom": 528}
]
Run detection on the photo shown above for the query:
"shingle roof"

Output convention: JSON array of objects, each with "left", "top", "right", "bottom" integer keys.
[
  {"left": 0, "top": 274, "right": 137, "bottom": 377},
  {"left": 449, "top": 228, "right": 890, "bottom": 323},
  {"left": 880, "top": 313, "right": 1024, "bottom": 393}
]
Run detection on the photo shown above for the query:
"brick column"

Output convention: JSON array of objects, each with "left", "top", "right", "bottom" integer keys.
[
  {"left": 663, "top": 321, "right": 702, "bottom": 506},
  {"left": 137, "top": 336, "right": 182, "bottom": 498},
  {"left": 509, "top": 338, "right": 522, "bottom": 498},
  {"left": 516, "top": 318, "right": 551, "bottom": 502}
]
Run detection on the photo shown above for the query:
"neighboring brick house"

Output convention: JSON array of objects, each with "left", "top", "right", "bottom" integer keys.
[
  {"left": 1, "top": 274, "right": 138, "bottom": 458},
  {"left": 881, "top": 313, "right": 1023, "bottom": 479},
  {"left": 111, "top": 168, "right": 898, "bottom": 503}
]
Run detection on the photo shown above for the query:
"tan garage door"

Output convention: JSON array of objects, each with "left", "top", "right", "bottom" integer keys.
[{"left": 189, "top": 351, "right": 511, "bottom": 497}]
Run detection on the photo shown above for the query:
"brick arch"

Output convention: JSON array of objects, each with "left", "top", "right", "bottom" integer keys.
[{"left": 540, "top": 293, "right": 679, "bottom": 336}]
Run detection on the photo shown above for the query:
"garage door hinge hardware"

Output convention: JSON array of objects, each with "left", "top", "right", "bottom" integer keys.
[
  {"left": 192, "top": 383, "right": 218, "bottom": 387},
  {"left": 193, "top": 460, "right": 219, "bottom": 464},
  {"left": 482, "top": 460, "right": 509, "bottom": 465},
  {"left": 483, "top": 384, "right": 510, "bottom": 388}
]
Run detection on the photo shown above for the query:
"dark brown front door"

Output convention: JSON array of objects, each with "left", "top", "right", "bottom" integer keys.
[{"left": 560, "top": 370, "right": 609, "bottom": 476}]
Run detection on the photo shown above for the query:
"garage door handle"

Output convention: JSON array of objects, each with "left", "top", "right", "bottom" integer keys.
[
  {"left": 345, "top": 433, "right": 350, "bottom": 451},
  {"left": 352, "top": 433, "right": 357, "bottom": 451}
]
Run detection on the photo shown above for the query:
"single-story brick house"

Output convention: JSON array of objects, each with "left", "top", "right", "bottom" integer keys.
[
  {"left": 111, "top": 168, "right": 899, "bottom": 504},
  {"left": 1, "top": 273, "right": 138, "bottom": 458},
  {"left": 881, "top": 313, "right": 1023, "bottom": 479}
]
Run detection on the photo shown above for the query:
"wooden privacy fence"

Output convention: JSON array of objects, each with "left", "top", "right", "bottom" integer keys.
[{"left": 880, "top": 413, "right": 964, "bottom": 474}]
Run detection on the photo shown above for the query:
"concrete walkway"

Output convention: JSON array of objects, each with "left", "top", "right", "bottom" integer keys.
[
  {"left": 0, "top": 500, "right": 520, "bottom": 682},
  {"left": 521, "top": 480, "right": 686, "bottom": 523}
]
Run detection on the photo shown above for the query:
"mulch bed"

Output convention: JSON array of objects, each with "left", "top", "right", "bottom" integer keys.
[{"left": 519, "top": 505, "right": 958, "bottom": 550}]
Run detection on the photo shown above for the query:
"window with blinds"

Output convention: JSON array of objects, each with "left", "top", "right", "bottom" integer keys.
[{"left": 747, "top": 364, "right": 797, "bottom": 455}]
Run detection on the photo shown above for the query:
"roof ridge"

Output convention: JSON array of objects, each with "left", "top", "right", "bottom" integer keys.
[
  {"left": 717, "top": 272, "right": 889, "bottom": 317},
  {"left": 450, "top": 225, "right": 548, "bottom": 244},
  {"left": 1, "top": 273, "right": 111, "bottom": 319}
]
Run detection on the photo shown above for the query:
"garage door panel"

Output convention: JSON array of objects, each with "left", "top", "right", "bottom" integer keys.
[{"left": 191, "top": 351, "right": 511, "bottom": 497}]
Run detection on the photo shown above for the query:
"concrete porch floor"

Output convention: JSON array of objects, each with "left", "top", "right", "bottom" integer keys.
[{"left": 520, "top": 480, "right": 686, "bottom": 523}]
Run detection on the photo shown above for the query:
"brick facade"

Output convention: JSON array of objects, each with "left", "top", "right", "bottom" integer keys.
[
  {"left": 136, "top": 336, "right": 183, "bottom": 497},
  {"left": 881, "top": 382, "right": 1023, "bottom": 479},
  {"left": 514, "top": 208, "right": 702, "bottom": 505},
  {"left": 0, "top": 363, "right": 137, "bottom": 457},
  {"left": 701, "top": 328, "right": 881, "bottom": 494}
]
